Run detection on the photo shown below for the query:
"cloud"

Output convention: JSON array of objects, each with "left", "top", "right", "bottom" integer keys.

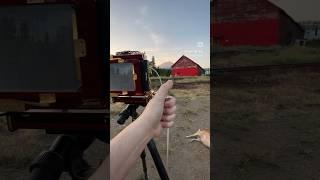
[
  {"left": 139, "top": 5, "right": 149, "bottom": 16},
  {"left": 134, "top": 19, "right": 142, "bottom": 25},
  {"left": 149, "top": 32, "right": 165, "bottom": 46},
  {"left": 197, "top": 41, "right": 204, "bottom": 48},
  {"left": 134, "top": 5, "right": 166, "bottom": 48},
  {"left": 134, "top": 18, "right": 165, "bottom": 47}
]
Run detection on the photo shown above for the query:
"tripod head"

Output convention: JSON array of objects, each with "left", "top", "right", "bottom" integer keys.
[{"left": 116, "top": 104, "right": 140, "bottom": 125}]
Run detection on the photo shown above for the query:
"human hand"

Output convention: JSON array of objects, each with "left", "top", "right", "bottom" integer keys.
[{"left": 140, "top": 80, "right": 176, "bottom": 137}]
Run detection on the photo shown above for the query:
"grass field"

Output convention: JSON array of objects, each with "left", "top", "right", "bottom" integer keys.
[
  {"left": 212, "top": 68, "right": 320, "bottom": 179},
  {"left": 213, "top": 46, "right": 320, "bottom": 67},
  {"left": 111, "top": 76, "right": 210, "bottom": 180}
]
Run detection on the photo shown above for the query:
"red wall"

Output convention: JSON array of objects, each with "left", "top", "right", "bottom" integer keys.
[
  {"left": 212, "top": 19, "right": 280, "bottom": 46},
  {"left": 171, "top": 67, "right": 199, "bottom": 77}
]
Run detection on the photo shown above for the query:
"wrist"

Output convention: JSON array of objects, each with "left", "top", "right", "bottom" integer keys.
[
  {"left": 136, "top": 113, "right": 160, "bottom": 138},
  {"left": 135, "top": 114, "right": 156, "bottom": 138}
]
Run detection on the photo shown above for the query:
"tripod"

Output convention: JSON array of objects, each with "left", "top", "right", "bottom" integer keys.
[
  {"left": 116, "top": 104, "right": 170, "bottom": 180},
  {"left": 28, "top": 132, "right": 107, "bottom": 180},
  {"left": 4, "top": 110, "right": 108, "bottom": 180}
]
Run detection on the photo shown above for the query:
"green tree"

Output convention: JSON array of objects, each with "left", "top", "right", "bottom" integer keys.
[
  {"left": 150, "top": 56, "right": 156, "bottom": 68},
  {"left": 148, "top": 56, "right": 156, "bottom": 75}
]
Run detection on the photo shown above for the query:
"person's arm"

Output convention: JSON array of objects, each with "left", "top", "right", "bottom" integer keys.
[
  {"left": 89, "top": 80, "right": 176, "bottom": 180},
  {"left": 89, "top": 156, "right": 109, "bottom": 180},
  {"left": 110, "top": 80, "right": 175, "bottom": 180}
]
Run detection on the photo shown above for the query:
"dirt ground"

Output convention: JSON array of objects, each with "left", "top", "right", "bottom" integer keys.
[
  {"left": 212, "top": 68, "right": 320, "bottom": 180},
  {"left": 0, "top": 117, "right": 107, "bottom": 180},
  {"left": 110, "top": 77, "right": 210, "bottom": 180}
]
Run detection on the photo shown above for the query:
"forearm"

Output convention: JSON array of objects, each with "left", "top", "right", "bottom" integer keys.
[
  {"left": 110, "top": 114, "right": 154, "bottom": 180},
  {"left": 89, "top": 81, "right": 174, "bottom": 180},
  {"left": 89, "top": 156, "right": 109, "bottom": 180}
]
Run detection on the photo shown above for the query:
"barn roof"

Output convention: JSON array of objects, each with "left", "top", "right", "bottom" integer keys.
[
  {"left": 211, "top": 0, "right": 304, "bottom": 32},
  {"left": 266, "top": 1, "right": 304, "bottom": 32},
  {"left": 171, "top": 55, "right": 203, "bottom": 69},
  {"left": 211, "top": 0, "right": 278, "bottom": 22}
]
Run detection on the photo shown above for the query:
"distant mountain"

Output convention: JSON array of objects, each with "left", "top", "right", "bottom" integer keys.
[{"left": 158, "top": 61, "right": 173, "bottom": 69}]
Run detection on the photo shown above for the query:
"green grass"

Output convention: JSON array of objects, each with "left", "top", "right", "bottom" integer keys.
[
  {"left": 213, "top": 46, "right": 320, "bottom": 67},
  {"left": 150, "top": 76, "right": 210, "bottom": 89}
]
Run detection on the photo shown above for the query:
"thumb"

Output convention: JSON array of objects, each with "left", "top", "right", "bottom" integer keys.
[{"left": 153, "top": 80, "right": 173, "bottom": 101}]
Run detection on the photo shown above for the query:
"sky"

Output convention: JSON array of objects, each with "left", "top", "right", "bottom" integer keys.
[
  {"left": 270, "top": 0, "right": 320, "bottom": 21},
  {"left": 110, "top": 0, "right": 210, "bottom": 68}
]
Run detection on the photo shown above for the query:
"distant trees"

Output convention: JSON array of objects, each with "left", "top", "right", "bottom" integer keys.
[
  {"left": 155, "top": 67, "right": 171, "bottom": 77},
  {"left": 148, "top": 56, "right": 156, "bottom": 75},
  {"left": 148, "top": 56, "right": 171, "bottom": 77},
  {"left": 150, "top": 56, "right": 156, "bottom": 68}
]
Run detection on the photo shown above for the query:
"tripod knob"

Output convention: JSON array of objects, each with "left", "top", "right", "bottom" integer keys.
[
  {"left": 117, "top": 114, "right": 129, "bottom": 125},
  {"left": 29, "top": 151, "right": 64, "bottom": 180},
  {"left": 116, "top": 104, "right": 139, "bottom": 125}
]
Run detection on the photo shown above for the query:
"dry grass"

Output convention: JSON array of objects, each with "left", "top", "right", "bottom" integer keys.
[{"left": 213, "top": 46, "right": 320, "bottom": 67}]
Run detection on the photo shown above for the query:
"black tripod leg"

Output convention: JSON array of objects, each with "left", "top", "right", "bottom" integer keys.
[
  {"left": 140, "top": 150, "right": 148, "bottom": 180},
  {"left": 66, "top": 136, "right": 96, "bottom": 180},
  {"left": 147, "top": 139, "right": 169, "bottom": 180},
  {"left": 28, "top": 135, "right": 73, "bottom": 180}
]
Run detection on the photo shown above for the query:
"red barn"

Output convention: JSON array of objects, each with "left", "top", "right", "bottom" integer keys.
[
  {"left": 171, "top": 55, "right": 204, "bottom": 77},
  {"left": 211, "top": 0, "right": 304, "bottom": 46}
]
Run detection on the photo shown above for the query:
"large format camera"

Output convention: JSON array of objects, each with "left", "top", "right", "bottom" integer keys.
[
  {"left": 110, "top": 51, "right": 152, "bottom": 106},
  {"left": 0, "top": 0, "right": 108, "bottom": 133}
]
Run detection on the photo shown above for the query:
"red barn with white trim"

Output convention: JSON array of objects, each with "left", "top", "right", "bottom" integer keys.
[
  {"left": 211, "top": 0, "right": 304, "bottom": 46},
  {"left": 171, "top": 55, "right": 204, "bottom": 77}
]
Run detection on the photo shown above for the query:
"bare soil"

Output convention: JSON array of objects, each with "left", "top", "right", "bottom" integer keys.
[
  {"left": 212, "top": 69, "right": 320, "bottom": 180},
  {"left": 110, "top": 78, "right": 210, "bottom": 180},
  {"left": 0, "top": 117, "right": 107, "bottom": 180}
]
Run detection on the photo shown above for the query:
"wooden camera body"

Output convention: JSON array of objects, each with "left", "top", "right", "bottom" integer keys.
[
  {"left": 0, "top": 0, "right": 108, "bottom": 131},
  {"left": 110, "top": 51, "right": 152, "bottom": 106}
]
